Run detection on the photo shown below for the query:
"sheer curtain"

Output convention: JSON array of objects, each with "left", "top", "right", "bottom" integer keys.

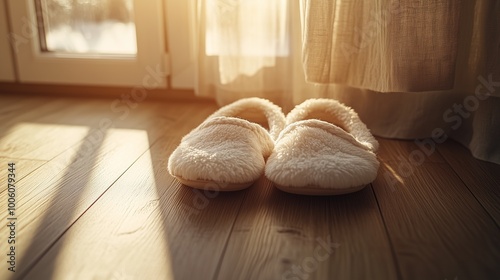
[
  {"left": 194, "top": 0, "right": 500, "bottom": 164},
  {"left": 194, "top": 0, "right": 293, "bottom": 107}
]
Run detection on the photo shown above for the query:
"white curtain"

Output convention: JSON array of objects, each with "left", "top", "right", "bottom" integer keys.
[
  {"left": 194, "top": 0, "right": 500, "bottom": 164},
  {"left": 194, "top": 0, "right": 294, "bottom": 107}
]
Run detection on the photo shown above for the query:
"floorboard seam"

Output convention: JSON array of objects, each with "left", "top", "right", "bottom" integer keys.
[
  {"left": 436, "top": 145, "right": 500, "bottom": 229},
  {"left": 211, "top": 190, "right": 248, "bottom": 280},
  {"left": 18, "top": 137, "right": 161, "bottom": 279},
  {"left": 370, "top": 184, "right": 404, "bottom": 280}
]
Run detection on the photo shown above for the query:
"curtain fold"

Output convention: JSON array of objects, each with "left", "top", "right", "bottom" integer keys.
[
  {"left": 194, "top": 0, "right": 500, "bottom": 164},
  {"left": 300, "top": 0, "right": 461, "bottom": 92}
]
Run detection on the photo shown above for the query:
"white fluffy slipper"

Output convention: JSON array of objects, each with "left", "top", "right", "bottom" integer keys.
[
  {"left": 265, "top": 99, "right": 379, "bottom": 195},
  {"left": 168, "top": 98, "right": 285, "bottom": 191}
]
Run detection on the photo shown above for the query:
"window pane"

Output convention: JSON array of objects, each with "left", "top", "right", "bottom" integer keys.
[{"left": 37, "top": 0, "right": 137, "bottom": 55}]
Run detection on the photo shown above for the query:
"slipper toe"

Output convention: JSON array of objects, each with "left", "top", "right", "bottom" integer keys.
[
  {"left": 265, "top": 120, "right": 379, "bottom": 195},
  {"left": 266, "top": 98, "right": 380, "bottom": 195},
  {"left": 169, "top": 118, "right": 273, "bottom": 189},
  {"left": 168, "top": 97, "right": 284, "bottom": 191}
]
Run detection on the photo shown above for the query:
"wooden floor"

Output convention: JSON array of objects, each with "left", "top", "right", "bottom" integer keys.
[{"left": 0, "top": 94, "right": 499, "bottom": 280}]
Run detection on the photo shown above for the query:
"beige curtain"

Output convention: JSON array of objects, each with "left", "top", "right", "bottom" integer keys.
[
  {"left": 301, "top": 0, "right": 461, "bottom": 92},
  {"left": 194, "top": 0, "right": 500, "bottom": 164}
]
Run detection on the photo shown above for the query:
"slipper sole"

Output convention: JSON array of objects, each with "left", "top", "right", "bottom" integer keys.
[
  {"left": 175, "top": 176, "right": 255, "bottom": 191},
  {"left": 274, "top": 184, "right": 368, "bottom": 196}
]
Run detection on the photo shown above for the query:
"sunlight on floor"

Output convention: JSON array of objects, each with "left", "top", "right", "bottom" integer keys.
[
  {"left": 50, "top": 130, "right": 174, "bottom": 279},
  {"left": 0, "top": 123, "right": 90, "bottom": 160},
  {"left": 0, "top": 123, "right": 175, "bottom": 279},
  {"left": 381, "top": 160, "right": 405, "bottom": 185}
]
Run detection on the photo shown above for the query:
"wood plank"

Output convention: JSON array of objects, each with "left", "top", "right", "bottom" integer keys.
[
  {"left": 217, "top": 182, "right": 398, "bottom": 280},
  {"left": 0, "top": 157, "right": 45, "bottom": 194},
  {"left": 377, "top": 137, "right": 445, "bottom": 163},
  {"left": 0, "top": 98, "right": 120, "bottom": 160},
  {"left": 373, "top": 160, "right": 500, "bottom": 280},
  {"left": 0, "top": 97, "right": 68, "bottom": 148},
  {"left": 437, "top": 140, "right": 500, "bottom": 226},
  {"left": 0, "top": 96, "right": 73, "bottom": 127},
  {"left": 0, "top": 95, "right": 50, "bottom": 118},
  {"left": 23, "top": 105, "right": 242, "bottom": 280},
  {"left": 0, "top": 101, "right": 212, "bottom": 279},
  {"left": 0, "top": 95, "right": 203, "bottom": 161},
  {"left": 0, "top": 127, "right": 150, "bottom": 279}
]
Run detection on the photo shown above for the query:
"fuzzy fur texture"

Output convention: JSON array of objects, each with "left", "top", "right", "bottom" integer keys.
[
  {"left": 168, "top": 98, "right": 285, "bottom": 185},
  {"left": 208, "top": 98, "right": 286, "bottom": 140},
  {"left": 265, "top": 99, "right": 379, "bottom": 190},
  {"left": 286, "top": 99, "right": 379, "bottom": 151}
]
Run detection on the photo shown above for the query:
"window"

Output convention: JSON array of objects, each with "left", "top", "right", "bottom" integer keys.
[
  {"left": 36, "top": 0, "right": 137, "bottom": 55},
  {"left": 7, "top": 0, "right": 167, "bottom": 87}
]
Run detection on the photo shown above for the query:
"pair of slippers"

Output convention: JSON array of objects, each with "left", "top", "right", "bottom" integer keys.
[{"left": 168, "top": 98, "right": 379, "bottom": 195}]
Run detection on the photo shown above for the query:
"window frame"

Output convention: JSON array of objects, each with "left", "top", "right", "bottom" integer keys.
[
  {"left": 165, "top": 0, "right": 195, "bottom": 89},
  {"left": 0, "top": 1, "right": 15, "bottom": 82},
  {"left": 7, "top": 0, "right": 168, "bottom": 88}
]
